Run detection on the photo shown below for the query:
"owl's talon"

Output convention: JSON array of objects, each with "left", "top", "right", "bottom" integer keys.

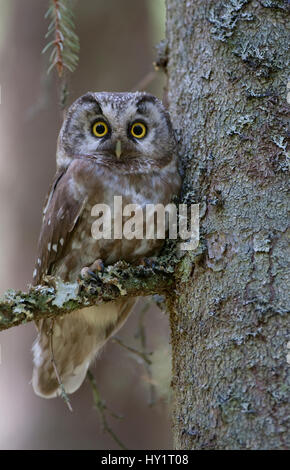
[
  {"left": 80, "top": 259, "right": 104, "bottom": 282},
  {"left": 80, "top": 267, "right": 99, "bottom": 281},
  {"left": 80, "top": 267, "right": 90, "bottom": 280},
  {"left": 87, "top": 270, "right": 99, "bottom": 280}
]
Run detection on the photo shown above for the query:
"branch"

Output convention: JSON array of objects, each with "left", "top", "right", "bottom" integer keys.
[
  {"left": 0, "top": 256, "right": 176, "bottom": 332},
  {"left": 111, "top": 336, "right": 153, "bottom": 366},
  {"left": 87, "top": 369, "right": 127, "bottom": 450}
]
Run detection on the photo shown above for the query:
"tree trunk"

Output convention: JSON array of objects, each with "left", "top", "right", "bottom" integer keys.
[{"left": 166, "top": 0, "right": 289, "bottom": 450}]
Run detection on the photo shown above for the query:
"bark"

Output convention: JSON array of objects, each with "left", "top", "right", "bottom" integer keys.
[{"left": 166, "top": 0, "right": 289, "bottom": 450}]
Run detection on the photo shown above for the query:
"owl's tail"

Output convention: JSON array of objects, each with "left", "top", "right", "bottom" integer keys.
[{"left": 32, "top": 299, "right": 135, "bottom": 398}]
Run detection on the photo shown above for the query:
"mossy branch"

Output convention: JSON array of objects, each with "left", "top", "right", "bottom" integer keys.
[{"left": 0, "top": 257, "right": 177, "bottom": 333}]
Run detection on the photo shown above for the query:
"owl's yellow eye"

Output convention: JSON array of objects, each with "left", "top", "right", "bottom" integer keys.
[
  {"left": 131, "top": 122, "right": 147, "bottom": 139},
  {"left": 92, "top": 121, "right": 109, "bottom": 138}
]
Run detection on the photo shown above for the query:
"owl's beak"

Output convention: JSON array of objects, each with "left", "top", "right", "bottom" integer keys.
[{"left": 115, "top": 140, "right": 122, "bottom": 159}]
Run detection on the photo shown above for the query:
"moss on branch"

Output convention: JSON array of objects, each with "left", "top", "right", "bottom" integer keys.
[{"left": 0, "top": 256, "right": 177, "bottom": 332}]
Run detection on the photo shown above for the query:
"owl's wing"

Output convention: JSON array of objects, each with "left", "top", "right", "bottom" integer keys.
[{"left": 33, "top": 163, "right": 88, "bottom": 285}]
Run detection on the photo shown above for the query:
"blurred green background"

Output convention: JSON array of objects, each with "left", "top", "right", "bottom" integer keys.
[{"left": 0, "top": 0, "right": 172, "bottom": 450}]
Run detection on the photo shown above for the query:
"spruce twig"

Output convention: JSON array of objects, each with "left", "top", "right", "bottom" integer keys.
[{"left": 43, "top": 0, "right": 80, "bottom": 78}]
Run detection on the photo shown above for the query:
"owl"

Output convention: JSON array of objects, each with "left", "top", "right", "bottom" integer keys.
[{"left": 32, "top": 91, "right": 181, "bottom": 398}]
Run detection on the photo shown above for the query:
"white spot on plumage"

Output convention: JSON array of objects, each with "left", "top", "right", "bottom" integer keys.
[
  {"left": 33, "top": 268, "right": 37, "bottom": 278},
  {"left": 48, "top": 243, "right": 51, "bottom": 251},
  {"left": 53, "top": 244, "right": 58, "bottom": 253},
  {"left": 37, "top": 258, "right": 41, "bottom": 266},
  {"left": 60, "top": 238, "right": 64, "bottom": 246}
]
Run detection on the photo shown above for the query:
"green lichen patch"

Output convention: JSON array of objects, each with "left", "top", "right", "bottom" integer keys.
[{"left": 52, "top": 279, "right": 79, "bottom": 308}]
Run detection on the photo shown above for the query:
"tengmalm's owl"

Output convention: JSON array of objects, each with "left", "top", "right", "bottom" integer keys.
[{"left": 32, "top": 92, "right": 181, "bottom": 398}]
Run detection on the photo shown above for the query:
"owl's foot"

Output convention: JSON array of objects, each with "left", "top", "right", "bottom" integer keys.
[
  {"left": 90, "top": 258, "right": 105, "bottom": 273},
  {"left": 80, "top": 259, "right": 104, "bottom": 282}
]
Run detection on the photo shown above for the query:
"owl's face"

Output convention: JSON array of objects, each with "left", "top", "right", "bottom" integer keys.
[{"left": 57, "top": 92, "right": 175, "bottom": 169}]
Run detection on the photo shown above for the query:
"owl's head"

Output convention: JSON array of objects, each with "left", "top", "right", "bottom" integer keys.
[{"left": 57, "top": 92, "right": 176, "bottom": 170}]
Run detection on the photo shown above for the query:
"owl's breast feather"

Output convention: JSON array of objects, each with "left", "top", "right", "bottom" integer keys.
[{"left": 53, "top": 161, "right": 180, "bottom": 282}]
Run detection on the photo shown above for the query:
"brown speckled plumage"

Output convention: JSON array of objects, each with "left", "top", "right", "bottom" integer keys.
[{"left": 32, "top": 92, "right": 181, "bottom": 398}]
